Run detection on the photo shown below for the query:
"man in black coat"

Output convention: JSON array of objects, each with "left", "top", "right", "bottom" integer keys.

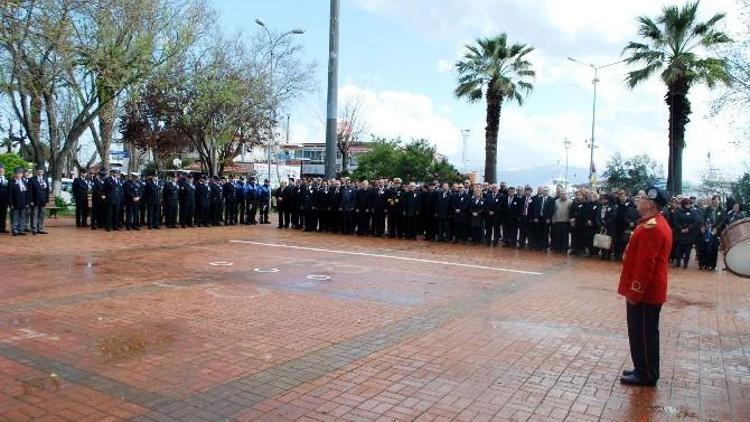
[
  {"left": 28, "top": 167, "right": 50, "bottom": 234},
  {"left": 436, "top": 183, "right": 452, "bottom": 241},
  {"left": 179, "top": 173, "right": 196, "bottom": 228},
  {"left": 281, "top": 178, "right": 296, "bottom": 229},
  {"left": 502, "top": 186, "right": 520, "bottom": 247},
  {"left": 485, "top": 184, "right": 503, "bottom": 246},
  {"left": 371, "top": 179, "right": 388, "bottom": 237},
  {"left": 386, "top": 178, "right": 404, "bottom": 238},
  {"left": 103, "top": 169, "right": 124, "bottom": 231},
  {"left": 223, "top": 176, "right": 238, "bottom": 225},
  {"left": 340, "top": 182, "right": 356, "bottom": 235},
  {"left": 450, "top": 183, "right": 470, "bottom": 243},
  {"left": 72, "top": 169, "right": 92, "bottom": 227},
  {"left": 420, "top": 182, "right": 438, "bottom": 241},
  {"left": 402, "top": 182, "right": 421, "bottom": 240},
  {"left": 518, "top": 186, "right": 535, "bottom": 249},
  {"left": 532, "top": 186, "right": 555, "bottom": 251},
  {"left": 90, "top": 170, "right": 106, "bottom": 230},
  {"left": 316, "top": 180, "right": 330, "bottom": 232},
  {"left": 9, "top": 168, "right": 29, "bottom": 236},
  {"left": 327, "top": 180, "right": 343, "bottom": 233},
  {"left": 302, "top": 180, "right": 318, "bottom": 232},
  {"left": 0, "top": 165, "right": 9, "bottom": 233},
  {"left": 123, "top": 172, "right": 142, "bottom": 230},
  {"left": 143, "top": 173, "right": 161, "bottom": 229},
  {"left": 355, "top": 180, "right": 373, "bottom": 236}
]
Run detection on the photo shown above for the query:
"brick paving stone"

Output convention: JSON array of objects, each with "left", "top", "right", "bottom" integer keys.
[{"left": 0, "top": 218, "right": 748, "bottom": 421}]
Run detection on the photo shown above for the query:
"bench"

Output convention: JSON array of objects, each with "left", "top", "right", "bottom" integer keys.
[{"left": 45, "top": 193, "right": 60, "bottom": 218}]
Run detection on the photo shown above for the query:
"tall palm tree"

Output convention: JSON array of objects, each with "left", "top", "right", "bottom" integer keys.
[
  {"left": 455, "top": 34, "right": 535, "bottom": 183},
  {"left": 623, "top": 1, "right": 731, "bottom": 194}
]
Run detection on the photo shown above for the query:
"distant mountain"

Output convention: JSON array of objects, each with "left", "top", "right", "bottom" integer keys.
[{"left": 496, "top": 164, "right": 590, "bottom": 187}]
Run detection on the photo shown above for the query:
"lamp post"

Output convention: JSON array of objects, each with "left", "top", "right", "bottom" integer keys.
[
  {"left": 255, "top": 19, "right": 304, "bottom": 214},
  {"left": 567, "top": 57, "right": 623, "bottom": 185},
  {"left": 563, "top": 137, "right": 571, "bottom": 189},
  {"left": 460, "top": 129, "right": 470, "bottom": 173}
]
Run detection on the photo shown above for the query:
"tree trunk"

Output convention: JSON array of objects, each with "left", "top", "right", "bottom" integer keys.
[
  {"left": 341, "top": 148, "right": 349, "bottom": 174},
  {"left": 483, "top": 88, "right": 502, "bottom": 184},
  {"left": 96, "top": 99, "right": 116, "bottom": 168},
  {"left": 665, "top": 80, "right": 691, "bottom": 195},
  {"left": 29, "top": 95, "right": 45, "bottom": 171}
]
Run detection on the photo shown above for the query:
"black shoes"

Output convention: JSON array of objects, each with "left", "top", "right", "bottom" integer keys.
[{"left": 620, "top": 373, "right": 657, "bottom": 387}]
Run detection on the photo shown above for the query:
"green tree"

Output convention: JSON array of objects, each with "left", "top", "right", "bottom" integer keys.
[
  {"left": 731, "top": 172, "right": 750, "bottom": 206},
  {"left": 0, "top": 152, "right": 30, "bottom": 173},
  {"left": 352, "top": 137, "right": 462, "bottom": 182},
  {"left": 623, "top": 1, "right": 732, "bottom": 195},
  {"left": 604, "top": 153, "right": 664, "bottom": 194},
  {"left": 455, "top": 33, "right": 535, "bottom": 183}
]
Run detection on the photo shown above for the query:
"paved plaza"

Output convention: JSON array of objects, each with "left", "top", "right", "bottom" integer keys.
[{"left": 0, "top": 219, "right": 748, "bottom": 421}]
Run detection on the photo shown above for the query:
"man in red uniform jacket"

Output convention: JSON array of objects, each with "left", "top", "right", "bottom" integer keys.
[{"left": 618, "top": 186, "right": 672, "bottom": 386}]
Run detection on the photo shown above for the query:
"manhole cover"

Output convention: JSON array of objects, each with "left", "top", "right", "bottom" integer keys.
[
  {"left": 209, "top": 261, "right": 234, "bottom": 266},
  {"left": 254, "top": 267, "right": 279, "bottom": 273},
  {"left": 306, "top": 274, "right": 331, "bottom": 281}
]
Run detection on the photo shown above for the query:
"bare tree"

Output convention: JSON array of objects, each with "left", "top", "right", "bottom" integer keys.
[{"left": 336, "top": 96, "right": 368, "bottom": 174}]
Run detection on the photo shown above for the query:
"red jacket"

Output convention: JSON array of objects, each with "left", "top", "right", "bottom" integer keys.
[{"left": 618, "top": 213, "right": 673, "bottom": 304}]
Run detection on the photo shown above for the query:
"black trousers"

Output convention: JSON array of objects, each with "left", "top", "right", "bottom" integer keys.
[
  {"left": 91, "top": 199, "right": 104, "bottom": 229},
  {"left": 197, "top": 205, "right": 209, "bottom": 226},
  {"left": 75, "top": 197, "right": 88, "bottom": 227},
  {"left": 180, "top": 201, "right": 194, "bottom": 227},
  {"left": 106, "top": 202, "right": 121, "bottom": 230},
  {"left": 437, "top": 217, "right": 451, "bottom": 240},
  {"left": 534, "top": 220, "right": 550, "bottom": 250},
  {"left": 342, "top": 211, "right": 354, "bottom": 234},
  {"left": 503, "top": 220, "right": 517, "bottom": 246},
  {"left": 518, "top": 217, "right": 532, "bottom": 248},
  {"left": 164, "top": 204, "right": 178, "bottom": 227},
  {"left": 626, "top": 302, "right": 662, "bottom": 382},
  {"left": 356, "top": 211, "right": 370, "bottom": 235},
  {"left": 571, "top": 225, "right": 586, "bottom": 254},
  {"left": 452, "top": 217, "right": 465, "bottom": 241},
  {"left": 126, "top": 203, "right": 140, "bottom": 228},
  {"left": 404, "top": 215, "right": 417, "bottom": 239},
  {"left": 387, "top": 208, "right": 401, "bottom": 237},
  {"left": 485, "top": 215, "right": 502, "bottom": 245},
  {"left": 247, "top": 201, "right": 258, "bottom": 224},
  {"left": 552, "top": 222, "right": 570, "bottom": 253},
  {"left": 147, "top": 203, "right": 160, "bottom": 228},
  {"left": 0, "top": 204, "right": 7, "bottom": 232}
]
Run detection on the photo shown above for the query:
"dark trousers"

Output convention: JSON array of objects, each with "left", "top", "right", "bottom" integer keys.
[
  {"left": 504, "top": 220, "right": 518, "bottom": 246},
  {"left": 437, "top": 218, "right": 451, "bottom": 240},
  {"left": 91, "top": 199, "right": 103, "bottom": 229},
  {"left": 552, "top": 222, "right": 570, "bottom": 253},
  {"left": 356, "top": 211, "right": 370, "bottom": 235},
  {"left": 571, "top": 225, "right": 586, "bottom": 254},
  {"left": 387, "top": 209, "right": 401, "bottom": 237},
  {"left": 238, "top": 199, "right": 246, "bottom": 224},
  {"left": 518, "top": 216, "right": 532, "bottom": 248},
  {"left": 260, "top": 202, "right": 269, "bottom": 223},
  {"left": 675, "top": 242, "right": 693, "bottom": 266},
  {"left": 164, "top": 204, "right": 178, "bottom": 227},
  {"left": 75, "top": 198, "right": 89, "bottom": 227},
  {"left": 139, "top": 201, "right": 146, "bottom": 226},
  {"left": 126, "top": 204, "right": 140, "bottom": 228},
  {"left": 211, "top": 202, "right": 223, "bottom": 225},
  {"left": 423, "top": 216, "right": 436, "bottom": 240},
  {"left": 626, "top": 302, "right": 662, "bottom": 382},
  {"left": 146, "top": 203, "right": 160, "bottom": 228},
  {"left": 283, "top": 208, "right": 292, "bottom": 228},
  {"left": 180, "top": 201, "right": 194, "bottom": 227},
  {"left": 247, "top": 201, "right": 258, "bottom": 224},
  {"left": 698, "top": 240, "right": 719, "bottom": 269},
  {"left": 106, "top": 203, "right": 121, "bottom": 230},
  {"left": 452, "top": 218, "right": 465, "bottom": 242},
  {"left": 225, "top": 199, "right": 236, "bottom": 225},
  {"left": 534, "top": 220, "right": 550, "bottom": 250},
  {"left": 485, "top": 216, "right": 502, "bottom": 245},
  {"left": 0, "top": 204, "right": 6, "bottom": 232},
  {"left": 404, "top": 215, "right": 417, "bottom": 239},
  {"left": 342, "top": 211, "right": 354, "bottom": 234},
  {"left": 197, "top": 206, "right": 209, "bottom": 226}
]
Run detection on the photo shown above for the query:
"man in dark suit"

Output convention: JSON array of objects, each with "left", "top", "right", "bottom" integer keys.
[
  {"left": 9, "top": 168, "right": 29, "bottom": 236},
  {"left": 209, "top": 176, "right": 224, "bottom": 226},
  {"left": 281, "top": 178, "right": 296, "bottom": 229},
  {"left": 103, "top": 169, "right": 124, "bottom": 231},
  {"left": 315, "top": 180, "right": 330, "bottom": 231},
  {"left": 502, "top": 186, "right": 520, "bottom": 247},
  {"left": 485, "top": 184, "right": 503, "bottom": 246},
  {"left": 436, "top": 182, "right": 452, "bottom": 241},
  {"left": 327, "top": 180, "right": 343, "bottom": 233},
  {"left": 532, "top": 186, "right": 555, "bottom": 251},
  {"left": 518, "top": 186, "right": 535, "bottom": 249},
  {"left": 0, "top": 165, "right": 9, "bottom": 233},
  {"left": 386, "top": 178, "right": 404, "bottom": 238},
  {"left": 420, "top": 182, "right": 438, "bottom": 241},
  {"left": 371, "top": 179, "right": 387, "bottom": 237},
  {"left": 123, "top": 172, "right": 142, "bottom": 230},
  {"left": 72, "top": 169, "right": 92, "bottom": 227},
  {"left": 28, "top": 167, "right": 50, "bottom": 234},
  {"left": 143, "top": 173, "right": 161, "bottom": 229},
  {"left": 340, "top": 182, "right": 356, "bottom": 235},
  {"left": 402, "top": 182, "right": 421, "bottom": 240},
  {"left": 450, "top": 183, "right": 470, "bottom": 243},
  {"left": 355, "top": 180, "right": 373, "bottom": 236},
  {"left": 222, "top": 176, "right": 237, "bottom": 225},
  {"left": 163, "top": 174, "right": 180, "bottom": 228}
]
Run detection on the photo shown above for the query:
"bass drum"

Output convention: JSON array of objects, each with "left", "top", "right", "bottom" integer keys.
[{"left": 720, "top": 217, "right": 750, "bottom": 278}]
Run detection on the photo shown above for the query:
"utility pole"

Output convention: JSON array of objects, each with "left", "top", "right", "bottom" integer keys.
[
  {"left": 460, "top": 129, "right": 470, "bottom": 173},
  {"left": 324, "top": 0, "right": 340, "bottom": 179},
  {"left": 563, "top": 137, "right": 571, "bottom": 189}
]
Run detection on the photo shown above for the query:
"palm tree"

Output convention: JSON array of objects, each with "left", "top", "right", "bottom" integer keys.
[
  {"left": 455, "top": 34, "right": 535, "bottom": 183},
  {"left": 623, "top": 1, "right": 731, "bottom": 195}
]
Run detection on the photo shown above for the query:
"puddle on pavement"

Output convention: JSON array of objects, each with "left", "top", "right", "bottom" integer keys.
[
  {"left": 93, "top": 324, "right": 176, "bottom": 362},
  {"left": 652, "top": 404, "right": 699, "bottom": 419}
]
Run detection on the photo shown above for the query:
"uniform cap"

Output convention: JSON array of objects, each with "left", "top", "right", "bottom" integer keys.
[
  {"left": 14, "top": 167, "right": 24, "bottom": 174},
  {"left": 645, "top": 186, "right": 669, "bottom": 207}
]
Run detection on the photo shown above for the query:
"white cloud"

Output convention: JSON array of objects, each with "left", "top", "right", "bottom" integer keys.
[{"left": 435, "top": 59, "right": 454, "bottom": 75}]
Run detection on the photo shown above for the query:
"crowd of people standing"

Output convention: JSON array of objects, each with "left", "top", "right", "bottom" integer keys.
[{"left": 2, "top": 165, "right": 746, "bottom": 272}]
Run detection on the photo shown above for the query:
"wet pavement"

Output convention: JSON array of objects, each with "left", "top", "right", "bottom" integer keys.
[{"left": 0, "top": 218, "right": 748, "bottom": 421}]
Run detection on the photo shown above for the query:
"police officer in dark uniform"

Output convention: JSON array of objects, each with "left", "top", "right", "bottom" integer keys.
[
  {"left": 124, "top": 172, "right": 142, "bottom": 230},
  {"left": 244, "top": 177, "right": 258, "bottom": 224},
  {"left": 355, "top": 180, "right": 372, "bottom": 236},
  {"left": 144, "top": 172, "right": 161, "bottom": 229},
  {"left": 450, "top": 183, "right": 470, "bottom": 243},
  {"left": 502, "top": 186, "right": 520, "bottom": 247},
  {"left": 340, "top": 181, "right": 355, "bottom": 235},
  {"left": 179, "top": 173, "right": 196, "bottom": 227},
  {"left": 372, "top": 180, "right": 387, "bottom": 237},
  {"left": 195, "top": 174, "right": 210, "bottom": 227},
  {"left": 328, "top": 180, "right": 342, "bottom": 233},
  {"left": 0, "top": 165, "right": 8, "bottom": 234},
  {"left": 223, "top": 176, "right": 237, "bottom": 225},
  {"left": 281, "top": 178, "right": 296, "bottom": 229},
  {"left": 162, "top": 174, "right": 180, "bottom": 228},
  {"left": 9, "top": 168, "right": 29, "bottom": 236},
  {"left": 259, "top": 179, "right": 271, "bottom": 224},
  {"left": 103, "top": 169, "right": 124, "bottom": 231},
  {"left": 436, "top": 182, "right": 452, "bottom": 241},
  {"left": 485, "top": 184, "right": 503, "bottom": 246},
  {"left": 402, "top": 182, "right": 420, "bottom": 240},
  {"left": 209, "top": 176, "right": 224, "bottom": 226},
  {"left": 386, "top": 178, "right": 403, "bottom": 238},
  {"left": 72, "top": 169, "right": 91, "bottom": 227}
]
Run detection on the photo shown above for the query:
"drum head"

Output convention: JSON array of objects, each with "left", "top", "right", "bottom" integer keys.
[{"left": 725, "top": 239, "right": 750, "bottom": 278}]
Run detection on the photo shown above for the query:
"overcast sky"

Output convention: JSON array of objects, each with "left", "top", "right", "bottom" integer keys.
[{"left": 215, "top": 0, "right": 749, "bottom": 182}]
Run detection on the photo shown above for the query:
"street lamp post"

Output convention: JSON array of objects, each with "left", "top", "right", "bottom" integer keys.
[
  {"left": 567, "top": 57, "right": 623, "bottom": 185},
  {"left": 563, "top": 137, "right": 571, "bottom": 189},
  {"left": 460, "top": 129, "right": 470, "bottom": 173},
  {"left": 255, "top": 19, "right": 304, "bottom": 215}
]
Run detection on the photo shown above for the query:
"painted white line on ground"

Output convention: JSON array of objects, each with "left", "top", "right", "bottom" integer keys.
[{"left": 230, "top": 240, "right": 543, "bottom": 276}]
